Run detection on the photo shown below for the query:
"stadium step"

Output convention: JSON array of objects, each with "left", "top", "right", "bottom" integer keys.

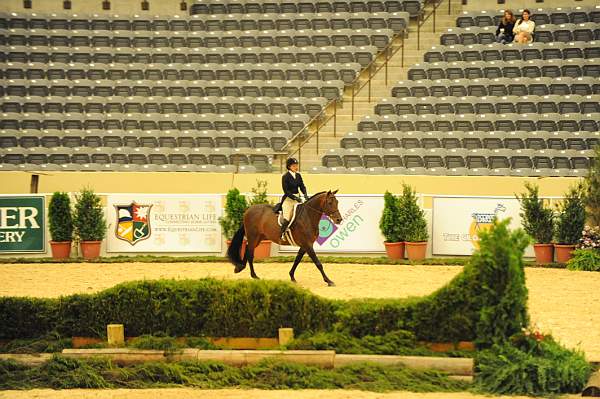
[{"left": 290, "top": 0, "right": 465, "bottom": 170}]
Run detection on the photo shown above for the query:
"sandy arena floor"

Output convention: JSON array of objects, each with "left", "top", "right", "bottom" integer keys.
[{"left": 1, "top": 261, "right": 598, "bottom": 399}]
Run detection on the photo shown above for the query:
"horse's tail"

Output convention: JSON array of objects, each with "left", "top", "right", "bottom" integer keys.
[{"left": 227, "top": 224, "right": 246, "bottom": 272}]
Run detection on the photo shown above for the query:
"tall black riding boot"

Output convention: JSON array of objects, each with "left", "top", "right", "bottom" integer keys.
[{"left": 280, "top": 219, "right": 290, "bottom": 240}]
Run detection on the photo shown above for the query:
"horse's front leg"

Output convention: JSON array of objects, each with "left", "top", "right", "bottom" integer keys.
[
  {"left": 289, "top": 248, "right": 306, "bottom": 283},
  {"left": 306, "top": 246, "right": 335, "bottom": 287}
]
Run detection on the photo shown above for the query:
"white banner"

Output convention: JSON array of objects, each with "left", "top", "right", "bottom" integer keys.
[
  {"left": 280, "top": 195, "right": 386, "bottom": 253},
  {"left": 106, "top": 194, "right": 222, "bottom": 253},
  {"left": 432, "top": 197, "right": 533, "bottom": 256}
]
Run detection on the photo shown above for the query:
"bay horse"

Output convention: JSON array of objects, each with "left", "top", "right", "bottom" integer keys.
[{"left": 227, "top": 190, "right": 342, "bottom": 286}]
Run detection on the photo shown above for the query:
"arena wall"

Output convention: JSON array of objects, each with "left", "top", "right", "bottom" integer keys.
[{"left": 0, "top": 171, "right": 580, "bottom": 199}]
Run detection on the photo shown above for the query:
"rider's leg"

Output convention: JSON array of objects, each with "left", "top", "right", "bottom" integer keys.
[
  {"left": 280, "top": 198, "right": 294, "bottom": 239},
  {"left": 280, "top": 219, "right": 290, "bottom": 239}
]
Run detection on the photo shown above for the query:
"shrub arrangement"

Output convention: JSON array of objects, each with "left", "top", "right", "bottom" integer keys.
[
  {"left": 555, "top": 184, "right": 587, "bottom": 245},
  {"left": 0, "top": 220, "right": 529, "bottom": 349},
  {"left": 336, "top": 219, "right": 529, "bottom": 347},
  {"left": 0, "top": 219, "right": 590, "bottom": 397},
  {"left": 379, "top": 191, "right": 403, "bottom": 243},
  {"left": 475, "top": 327, "right": 591, "bottom": 396},
  {"left": 48, "top": 192, "right": 73, "bottom": 242},
  {"left": 516, "top": 183, "right": 554, "bottom": 244},
  {"left": 219, "top": 188, "right": 248, "bottom": 240},
  {"left": 399, "top": 184, "right": 428, "bottom": 242},
  {"left": 0, "top": 279, "right": 337, "bottom": 340},
  {"left": 0, "top": 356, "right": 468, "bottom": 392},
  {"left": 567, "top": 250, "right": 600, "bottom": 272},
  {"left": 72, "top": 188, "right": 106, "bottom": 242},
  {"left": 567, "top": 225, "right": 600, "bottom": 271},
  {"left": 248, "top": 180, "right": 272, "bottom": 206}
]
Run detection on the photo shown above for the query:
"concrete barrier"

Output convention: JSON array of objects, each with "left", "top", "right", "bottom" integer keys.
[
  {"left": 334, "top": 354, "right": 474, "bottom": 376},
  {"left": 582, "top": 370, "right": 600, "bottom": 397},
  {"left": 60, "top": 348, "right": 336, "bottom": 368},
  {"left": 62, "top": 348, "right": 166, "bottom": 365},
  {"left": 196, "top": 350, "right": 336, "bottom": 368},
  {"left": 57, "top": 349, "right": 473, "bottom": 376},
  {"left": 0, "top": 353, "right": 52, "bottom": 366}
]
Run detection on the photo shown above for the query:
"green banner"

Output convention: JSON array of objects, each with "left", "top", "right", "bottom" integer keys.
[{"left": 0, "top": 196, "right": 46, "bottom": 253}]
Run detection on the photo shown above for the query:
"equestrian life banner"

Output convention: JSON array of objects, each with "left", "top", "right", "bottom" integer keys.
[
  {"left": 280, "top": 195, "right": 386, "bottom": 253},
  {"left": 106, "top": 194, "right": 222, "bottom": 253},
  {"left": 0, "top": 195, "right": 45, "bottom": 253},
  {"left": 432, "top": 197, "right": 533, "bottom": 256}
]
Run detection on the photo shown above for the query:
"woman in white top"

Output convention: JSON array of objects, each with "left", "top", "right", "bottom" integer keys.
[{"left": 513, "top": 9, "right": 535, "bottom": 44}]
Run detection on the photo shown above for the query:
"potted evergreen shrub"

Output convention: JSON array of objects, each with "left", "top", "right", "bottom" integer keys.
[
  {"left": 516, "top": 183, "right": 554, "bottom": 264},
  {"left": 554, "top": 183, "right": 586, "bottom": 263},
  {"left": 248, "top": 180, "right": 273, "bottom": 259},
  {"left": 379, "top": 191, "right": 404, "bottom": 259},
  {"left": 48, "top": 192, "right": 73, "bottom": 260},
  {"left": 219, "top": 188, "right": 248, "bottom": 258},
  {"left": 400, "top": 184, "right": 429, "bottom": 261},
  {"left": 73, "top": 188, "right": 106, "bottom": 259}
]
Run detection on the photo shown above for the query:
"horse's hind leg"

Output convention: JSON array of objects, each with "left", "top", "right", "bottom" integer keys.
[
  {"left": 289, "top": 248, "right": 306, "bottom": 283},
  {"left": 306, "top": 246, "right": 335, "bottom": 287},
  {"left": 247, "top": 237, "right": 260, "bottom": 279}
]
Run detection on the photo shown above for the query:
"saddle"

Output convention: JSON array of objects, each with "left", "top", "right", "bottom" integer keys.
[{"left": 277, "top": 203, "right": 300, "bottom": 247}]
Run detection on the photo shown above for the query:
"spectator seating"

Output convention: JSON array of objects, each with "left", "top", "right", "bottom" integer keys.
[{"left": 0, "top": 9, "right": 409, "bottom": 172}]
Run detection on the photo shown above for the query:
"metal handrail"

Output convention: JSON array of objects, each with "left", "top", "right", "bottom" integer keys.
[
  {"left": 279, "top": 27, "right": 407, "bottom": 161},
  {"left": 280, "top": 98, "right": 337, "bottom": 152},
  {"left": 350, "top": 32, "right": 406, "bottom": 119},
  {"left": 417, "top": 0, "right": 452, "bottom": 50},
  {"left": 283, "top": 98, "right": 338, "bottom": 170}
]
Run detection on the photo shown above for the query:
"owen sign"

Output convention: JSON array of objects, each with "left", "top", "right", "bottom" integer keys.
[{"left": 0, "top": 196, "right": 45, "bottom": 253}]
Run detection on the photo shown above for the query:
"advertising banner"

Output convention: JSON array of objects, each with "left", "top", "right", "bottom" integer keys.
[
  {"left": 0, "top": 195, "right": 45, "bottom": 253},
  {"left": 280, "top": 195, "right": 386, "bottom": 253},
  {"left": 432, "top": 197, "right": 533, "bottom": 256},
  {"left": 106, "top": 194, "right": 222, "bottom": 253}
]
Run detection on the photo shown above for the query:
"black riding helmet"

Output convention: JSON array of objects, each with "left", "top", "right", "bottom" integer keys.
[{"left": 286, "top": 157, "right": 298, "bottom": 170}]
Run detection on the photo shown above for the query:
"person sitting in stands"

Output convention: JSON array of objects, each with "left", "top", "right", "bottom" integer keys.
[
  {"left": 513, "top": 9, "right": 535, "bottom": 44},
  {"left": 496, "top": 9, "right": 516, "bottom": 44}
]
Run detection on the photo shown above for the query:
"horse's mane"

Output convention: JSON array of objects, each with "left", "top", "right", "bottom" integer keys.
[{"left": 308, "top": 191, "right": 327, "bottom": 200}]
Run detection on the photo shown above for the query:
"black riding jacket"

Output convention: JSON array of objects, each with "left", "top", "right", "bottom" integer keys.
[{"left": 281, "top": 171, "right": 307, "bottom": 202}]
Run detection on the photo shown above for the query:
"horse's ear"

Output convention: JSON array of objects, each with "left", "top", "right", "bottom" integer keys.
[{"left": 332, "top": 189, "right": 339, "bottom": 194}]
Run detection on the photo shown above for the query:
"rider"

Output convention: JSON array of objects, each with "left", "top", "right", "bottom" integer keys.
[{"left": 279, "top": 157, "right": 309, "bottom": 239}]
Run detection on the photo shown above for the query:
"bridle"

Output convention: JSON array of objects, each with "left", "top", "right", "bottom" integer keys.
[{"left": 300, "top": 193, "right": 340, "bottom": 220}]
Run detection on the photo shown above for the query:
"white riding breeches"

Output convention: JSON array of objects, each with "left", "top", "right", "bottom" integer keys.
[{"left": 282, "top": 197, "right": 297, "bottom": 221}]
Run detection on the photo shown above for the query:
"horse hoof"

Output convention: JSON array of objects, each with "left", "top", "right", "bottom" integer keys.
[
  {"left": 234, "top": 265, "right": 245, "bottom": 274},
  {"left": 290, "top": 278, "right": 297, "bottom": 284},
  {"left": 327, "top": 281, "right": 336, "bottom": 287},
  {"left": 251, "top": 275, "right": 260, "bottom": 280}
]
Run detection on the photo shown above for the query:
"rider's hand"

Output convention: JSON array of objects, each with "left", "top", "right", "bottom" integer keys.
[{"left": 304, "top": 194, "right": 309, "bottom": 202}]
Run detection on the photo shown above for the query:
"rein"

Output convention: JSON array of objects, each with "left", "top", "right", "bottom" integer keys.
[{"left": 300, "top": 194, "right": 329, "bottom": 218}]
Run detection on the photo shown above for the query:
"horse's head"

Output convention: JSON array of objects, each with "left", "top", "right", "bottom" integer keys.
[{"left": 322, "top": 190, "right": 342, "bottom": 224}]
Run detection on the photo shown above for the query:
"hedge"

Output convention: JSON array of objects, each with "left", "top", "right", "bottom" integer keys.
[
  {"left": 0, "top": 279, "right": 337, "bottom": 340},
  {"left": 0, "top": 220, "right": 530, "bottom": 349}
]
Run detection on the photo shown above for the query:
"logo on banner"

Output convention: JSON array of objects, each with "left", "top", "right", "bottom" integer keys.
[
  {"left": 316, "top": 214, "right": 338, "bottom": 245},
  {"left": 114, "top": 202, "right": 152, "bottom": 245},
  {"left": 469, "top": 203, "right": 507, "bottom": 247}
]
